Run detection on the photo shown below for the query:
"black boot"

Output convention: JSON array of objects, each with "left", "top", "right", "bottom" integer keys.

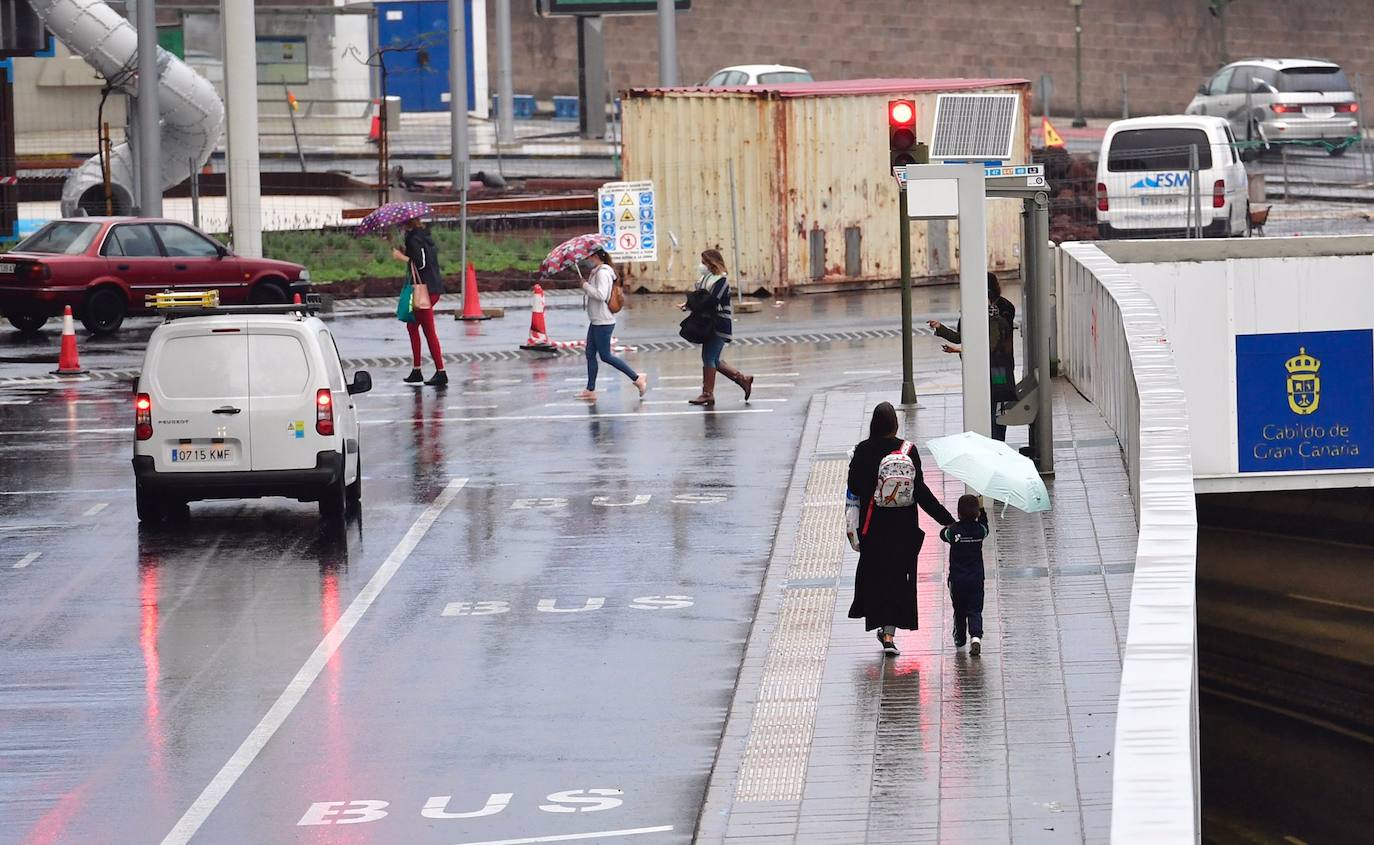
[
  {"left": 403, "top": 368, "right": 423, "bottom": 384},
  {"left": 424, "top": 370, "right": 449, "bottom": 388}
]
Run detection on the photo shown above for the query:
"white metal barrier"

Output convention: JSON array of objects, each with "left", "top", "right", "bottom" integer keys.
[{"left": 1057, "top": 242, "right": 1200, "bottom": 844}]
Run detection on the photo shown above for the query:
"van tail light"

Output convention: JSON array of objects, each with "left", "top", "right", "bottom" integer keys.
[
  {"left": 1270, "top": 103, "right": 1302, "bottom": 114},
  {"left": 135, "top": 393, "right": 153, "bottom": 441},
  {"left": 315, "top": 388, "right": 334, "bottom": 436},
  {"left": 1336, "top": 102, "right": 1359, "bottom": 113},
  {"left": 1213, "top": 180, "right": 1226, "bottom": 209},
  {"left": 1096, "top": 183, "right": 1109, "bottom": 212}
]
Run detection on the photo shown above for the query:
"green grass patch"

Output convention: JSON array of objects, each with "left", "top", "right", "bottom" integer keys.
[{"left": 260, "top": 228, "right": 556, "bottom": 283}]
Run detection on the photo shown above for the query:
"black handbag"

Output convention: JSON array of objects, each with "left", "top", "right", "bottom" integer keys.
[
  {"left": 679, "top": 311, "right": 714, "bottom": 344},
  {"left": 679, "top": 287, "right": 717, "bottom": 344}
]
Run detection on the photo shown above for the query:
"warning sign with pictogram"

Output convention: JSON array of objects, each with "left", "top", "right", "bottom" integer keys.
[{"left": 597, "top": 180, "right": 656, "bottom": 263}]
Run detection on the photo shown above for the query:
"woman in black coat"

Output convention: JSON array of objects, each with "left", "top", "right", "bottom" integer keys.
[{"left": 848, "top": 402, "right": 955, "bottom": 655}]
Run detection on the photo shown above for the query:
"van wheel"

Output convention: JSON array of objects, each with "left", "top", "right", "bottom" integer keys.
[
  {"left": 319, "top": 475, "right": 347, "bottom": 522},
  {"left": 81, "top": 287, "right": 128, "bottom": 335},
  {"left": 250, "top": 279, "right": 289, "bottom": 305},
  {"left": 7, "top": 314, "right": 47, "bottom": 334},
  {"left": 136, "top": 487, "right": 164, "bottom": 524},
  {"left": 346, "top": 457, "right": 362, "bottom": 505}
]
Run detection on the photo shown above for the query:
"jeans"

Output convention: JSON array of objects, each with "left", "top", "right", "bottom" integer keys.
[
  {"left": 585, "top": 323, "right": 638, "bottom": 390},
  {"left": 949, "top": 577, "right": 985, "bottom": 644},
  {"left": 701, "top": 333, "right": 726, "bottom": 368}
]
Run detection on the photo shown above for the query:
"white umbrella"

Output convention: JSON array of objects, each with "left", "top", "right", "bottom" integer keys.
[{"left": 926, "top": 431, "right": 1051, "bottom": 513}]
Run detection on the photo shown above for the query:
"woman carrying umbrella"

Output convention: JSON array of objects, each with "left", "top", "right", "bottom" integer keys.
[
  {"left": 578, "top": 247, "right": 647, "bottom": 400},
  {"left": 848, "top": 401, "right": 954, "bottom": 656},
  {"left": 393, "top": 216, "right": 447, "bottom": 388}
]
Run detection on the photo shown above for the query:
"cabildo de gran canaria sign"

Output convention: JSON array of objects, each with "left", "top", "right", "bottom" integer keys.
[{"left": 1236, "top": 329, "right": 1374, "bottom": 472}]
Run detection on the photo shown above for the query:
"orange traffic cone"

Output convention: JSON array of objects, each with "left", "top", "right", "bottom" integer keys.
[
  {"left": 52, "top": 306, "right": 87, "bottom": 376},
  {"left": 520, "top": 284, "right": 556, "bottom": 351},
  {"left": 457, "top": 263, "right": 492, "bottom": 321}
]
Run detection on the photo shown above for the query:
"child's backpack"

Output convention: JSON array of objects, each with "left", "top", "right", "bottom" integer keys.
[{"left": 862, "top": 441, "right": 916, "bottom": 535}]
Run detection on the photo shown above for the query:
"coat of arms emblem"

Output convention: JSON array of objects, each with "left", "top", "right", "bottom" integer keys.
[{"left": 1286, "top": 347, "right": 1320, "bottom": 415}]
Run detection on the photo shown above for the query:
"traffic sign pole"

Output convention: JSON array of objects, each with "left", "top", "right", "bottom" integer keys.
[{"left": 899, "top": 186, "right": 917, "bottom": 407}]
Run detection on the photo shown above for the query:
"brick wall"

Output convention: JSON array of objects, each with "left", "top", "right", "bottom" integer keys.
[{"left": 494, "top": 0, "right": 1374, "bottom": 117}]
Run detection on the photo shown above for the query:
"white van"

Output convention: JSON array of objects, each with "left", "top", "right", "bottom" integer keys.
[
  {"left": 1096, "top": 115, "right": 1249, "bottom": 239},
  {"left": 131, "top": 301, "right": 371, "bottom": 523}
]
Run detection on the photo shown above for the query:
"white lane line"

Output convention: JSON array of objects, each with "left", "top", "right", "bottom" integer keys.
[
  {"left": 442, "top": 405, "right": 500, "bottom": 411},
  {"left": 360, "top": 409, "right": 774, "bottom": 424},
  {"left": 0, "top": 487, "right": 132, "bottom": 496},
  {"left": 450, "top": 826, "right": 675, "bottom": 845},
  {"left": 844, "top": 369, "right": 891, "bottom": 375},
  {"left": 461, "top": 390, "right": 511, "bottom": 396},
  {"left": 753, "top": 371, "right": 800, "bottom": 377},
  {"left": 0, "top": 427, "right": 130, "bottom": 436},
  {"left": 653, "top": 375, "right": 699, "bottom": 381},
  {"left": 0, "top": 399, "right": 33, "bottom": 406},
  {"left": 645, "top": 383, "right": 795, "bottom": 393},
  {"left": 13, "top": 552, "right": 41, "bottom": 569},
  {"left": 641, "top": 398, "right": 788, "bottom": 405},
  {"left": 1288, "top": 593, "right": 1374, "bottom": 614},
  {"left": 83, "top": 503, "right": 108, "bottom": 518},
  {"left": 159, "top": 478, "right": 469, "bottom": 845}
]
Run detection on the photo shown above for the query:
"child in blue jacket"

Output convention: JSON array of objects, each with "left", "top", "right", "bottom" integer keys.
[{"left": 939, "top": 494, "right": 989, "bottom": 655}]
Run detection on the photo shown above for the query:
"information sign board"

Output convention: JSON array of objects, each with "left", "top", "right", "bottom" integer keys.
[{"left": 598, "top": 180, "right": 657, "bottom": 262}]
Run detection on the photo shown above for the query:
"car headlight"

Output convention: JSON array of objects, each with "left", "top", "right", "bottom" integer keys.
[{"left": 298, "top": 268, "right": 311, "bottom": 282}]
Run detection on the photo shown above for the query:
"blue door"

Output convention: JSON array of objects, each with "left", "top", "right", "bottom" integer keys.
[{"left": 376, "top": 0, "right": 476, "bottom": 113}]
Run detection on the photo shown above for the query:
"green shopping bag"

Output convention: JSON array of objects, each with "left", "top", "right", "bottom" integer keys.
[{"left": 397, "top": 280, "right": 415, "bottom": 323}]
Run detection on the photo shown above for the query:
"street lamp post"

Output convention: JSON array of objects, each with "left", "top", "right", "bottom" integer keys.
[{"left": 1071, "top": 0, "right": 1086, "bottom": 128}]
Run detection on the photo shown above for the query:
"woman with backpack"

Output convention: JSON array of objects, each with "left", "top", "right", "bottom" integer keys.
[
  {"left": 577, "top": 247, "right": 647, "bottom": 401},
  {"left": 685, "top": 249, "right": 753, "bottom": 406},
  {"left": 847, "top": 401, "right": 955, "bottom": 656}
]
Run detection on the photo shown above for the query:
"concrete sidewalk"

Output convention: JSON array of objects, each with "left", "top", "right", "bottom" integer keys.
[{"left": 698, "top": 382, "right": 1137, "bottom": 843}]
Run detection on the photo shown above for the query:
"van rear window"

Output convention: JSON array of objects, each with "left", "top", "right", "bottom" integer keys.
[
  {"left": 156, "top": 335, "right": 248, "bottom": 398},
  {"left": 248, "top": 334, "right": 310, "bottom": 397},
  {"left": 1279, "top": 66, "right": 1351, "bottom": 93},
  {"left": 1107, "top": 128, "right": 1214, "bottom": 172}
]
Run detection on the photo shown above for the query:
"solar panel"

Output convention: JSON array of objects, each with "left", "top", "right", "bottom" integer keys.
[{"left": 929, "top": 94, "right": 1019, "bottom": 161}]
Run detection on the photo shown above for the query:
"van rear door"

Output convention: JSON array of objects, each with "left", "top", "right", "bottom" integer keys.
[
  {"left": 147, "top": 321, "right": 252, "bottom": 473},
  {"left": 248, "top": 327, "right": 323, "bottom": 471},
  {"left": 1103, "top": 126, "right": 1214, "bottom": 231}
]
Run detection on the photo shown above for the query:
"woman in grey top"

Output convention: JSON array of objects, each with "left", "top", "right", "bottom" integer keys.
[{"left": 577, "top": 248, "right": 648, "bottom": 401}]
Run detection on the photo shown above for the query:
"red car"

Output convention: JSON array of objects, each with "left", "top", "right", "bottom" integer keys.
[{"left": 0, "top": 217, "right": 310, "bottom": 335}]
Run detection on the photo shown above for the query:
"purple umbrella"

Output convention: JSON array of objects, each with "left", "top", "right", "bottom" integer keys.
[{"left": 352, "top": 201, "right": 432, "bottom": 238}]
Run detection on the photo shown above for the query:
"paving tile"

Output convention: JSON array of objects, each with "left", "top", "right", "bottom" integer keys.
[{"left": 700, "top": 385, "right": 1134, "bottom": 844}]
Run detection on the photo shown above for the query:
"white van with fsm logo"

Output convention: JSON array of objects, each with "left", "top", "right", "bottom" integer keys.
[{"left": 1096, "top": 115, "right": 1249, "bottom": 239}]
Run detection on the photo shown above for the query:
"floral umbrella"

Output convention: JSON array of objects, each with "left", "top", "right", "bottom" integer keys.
[
  {"left": 538, "top": 233, "right": 613, "bottom": 278},
  {"left": 352, "top": 201, "right": 432, "bottom": 238}
]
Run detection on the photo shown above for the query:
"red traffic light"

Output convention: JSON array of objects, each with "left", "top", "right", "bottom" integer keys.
[{"left": 888, "top": 100, "right": 915, "bottom": 127}]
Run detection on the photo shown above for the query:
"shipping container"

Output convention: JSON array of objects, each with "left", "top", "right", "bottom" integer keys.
[{"left": 619, "top": 78, "right": 1032, "bottom": 293}]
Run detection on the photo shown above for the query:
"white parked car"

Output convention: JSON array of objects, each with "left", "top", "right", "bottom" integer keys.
[
  {"left": 1185, "top": 58, "right": 1360, "bottom": 155},
  {"left": 131, "top": 298, "right": 371, "bottom": 523},
  {"left": 1096, "top": 115, "right": 1249, "bottom": 239},
  {"left": 702, "top": 64, "right": 813, "bottom": 86}
]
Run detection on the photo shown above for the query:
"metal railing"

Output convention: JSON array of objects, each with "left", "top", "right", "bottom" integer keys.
[{"left": 1056, "top": 242, "right": 1200, "bottom": 844}]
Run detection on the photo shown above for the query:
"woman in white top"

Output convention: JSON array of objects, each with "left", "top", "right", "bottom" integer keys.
[{"left": 577, "top": 248, "right": 648, "bottom": 401}]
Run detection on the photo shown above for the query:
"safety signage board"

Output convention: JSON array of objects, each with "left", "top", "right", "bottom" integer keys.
[{"left": 598, "top": 180, "right": 657, "bottom": 262}]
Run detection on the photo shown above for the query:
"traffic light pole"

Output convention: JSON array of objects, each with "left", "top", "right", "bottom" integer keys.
[{"left": 898, "top": 186, "right": 917, "bottom": 406}]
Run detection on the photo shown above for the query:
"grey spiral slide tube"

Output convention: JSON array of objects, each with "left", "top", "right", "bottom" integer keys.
[{"left": 27, "top": 0, "right": 225, "bottom": 217}]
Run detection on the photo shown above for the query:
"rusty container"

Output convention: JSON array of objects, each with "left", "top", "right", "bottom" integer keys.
[{"left": 620, "top": 78, "right": 1033, "bottom": 293}]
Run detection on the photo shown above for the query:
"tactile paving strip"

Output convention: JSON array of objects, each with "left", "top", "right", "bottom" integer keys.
[{"left": 734, "top": 458, "right": 849, "bottom": 803}]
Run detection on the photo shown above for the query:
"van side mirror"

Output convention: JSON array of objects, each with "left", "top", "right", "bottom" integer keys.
[
  {"left": 1198, "top": 83, "right": 1208, "bottom": 95},
  {"left": 347, "top": 370, "right": 372, "bottom": 395}
]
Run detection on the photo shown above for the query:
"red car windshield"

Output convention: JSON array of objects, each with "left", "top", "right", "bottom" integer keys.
[{"left": 12, "top": 221, "right": 101, "bottom": 255}]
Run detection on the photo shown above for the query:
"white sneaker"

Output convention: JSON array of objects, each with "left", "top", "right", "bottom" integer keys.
[
  {"left": 576, "top": 389, "right": 597, "bottom": 401},
  {"left": 969, "top": 637, "right": 982, "bottom": 656}
]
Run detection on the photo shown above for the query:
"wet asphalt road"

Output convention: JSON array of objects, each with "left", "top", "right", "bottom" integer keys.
[{"left": 0, "top": 296, "right": 962, "bottom": 845}]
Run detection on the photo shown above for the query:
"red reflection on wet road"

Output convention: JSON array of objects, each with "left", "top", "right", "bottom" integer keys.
[{"left": 140, "top": 559, "right": 169, "bottom": 803}]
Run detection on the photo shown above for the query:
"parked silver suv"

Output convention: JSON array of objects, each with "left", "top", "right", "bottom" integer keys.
[{"left": 1185, "top": 58, "right": 1360, "bottom": 156}]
